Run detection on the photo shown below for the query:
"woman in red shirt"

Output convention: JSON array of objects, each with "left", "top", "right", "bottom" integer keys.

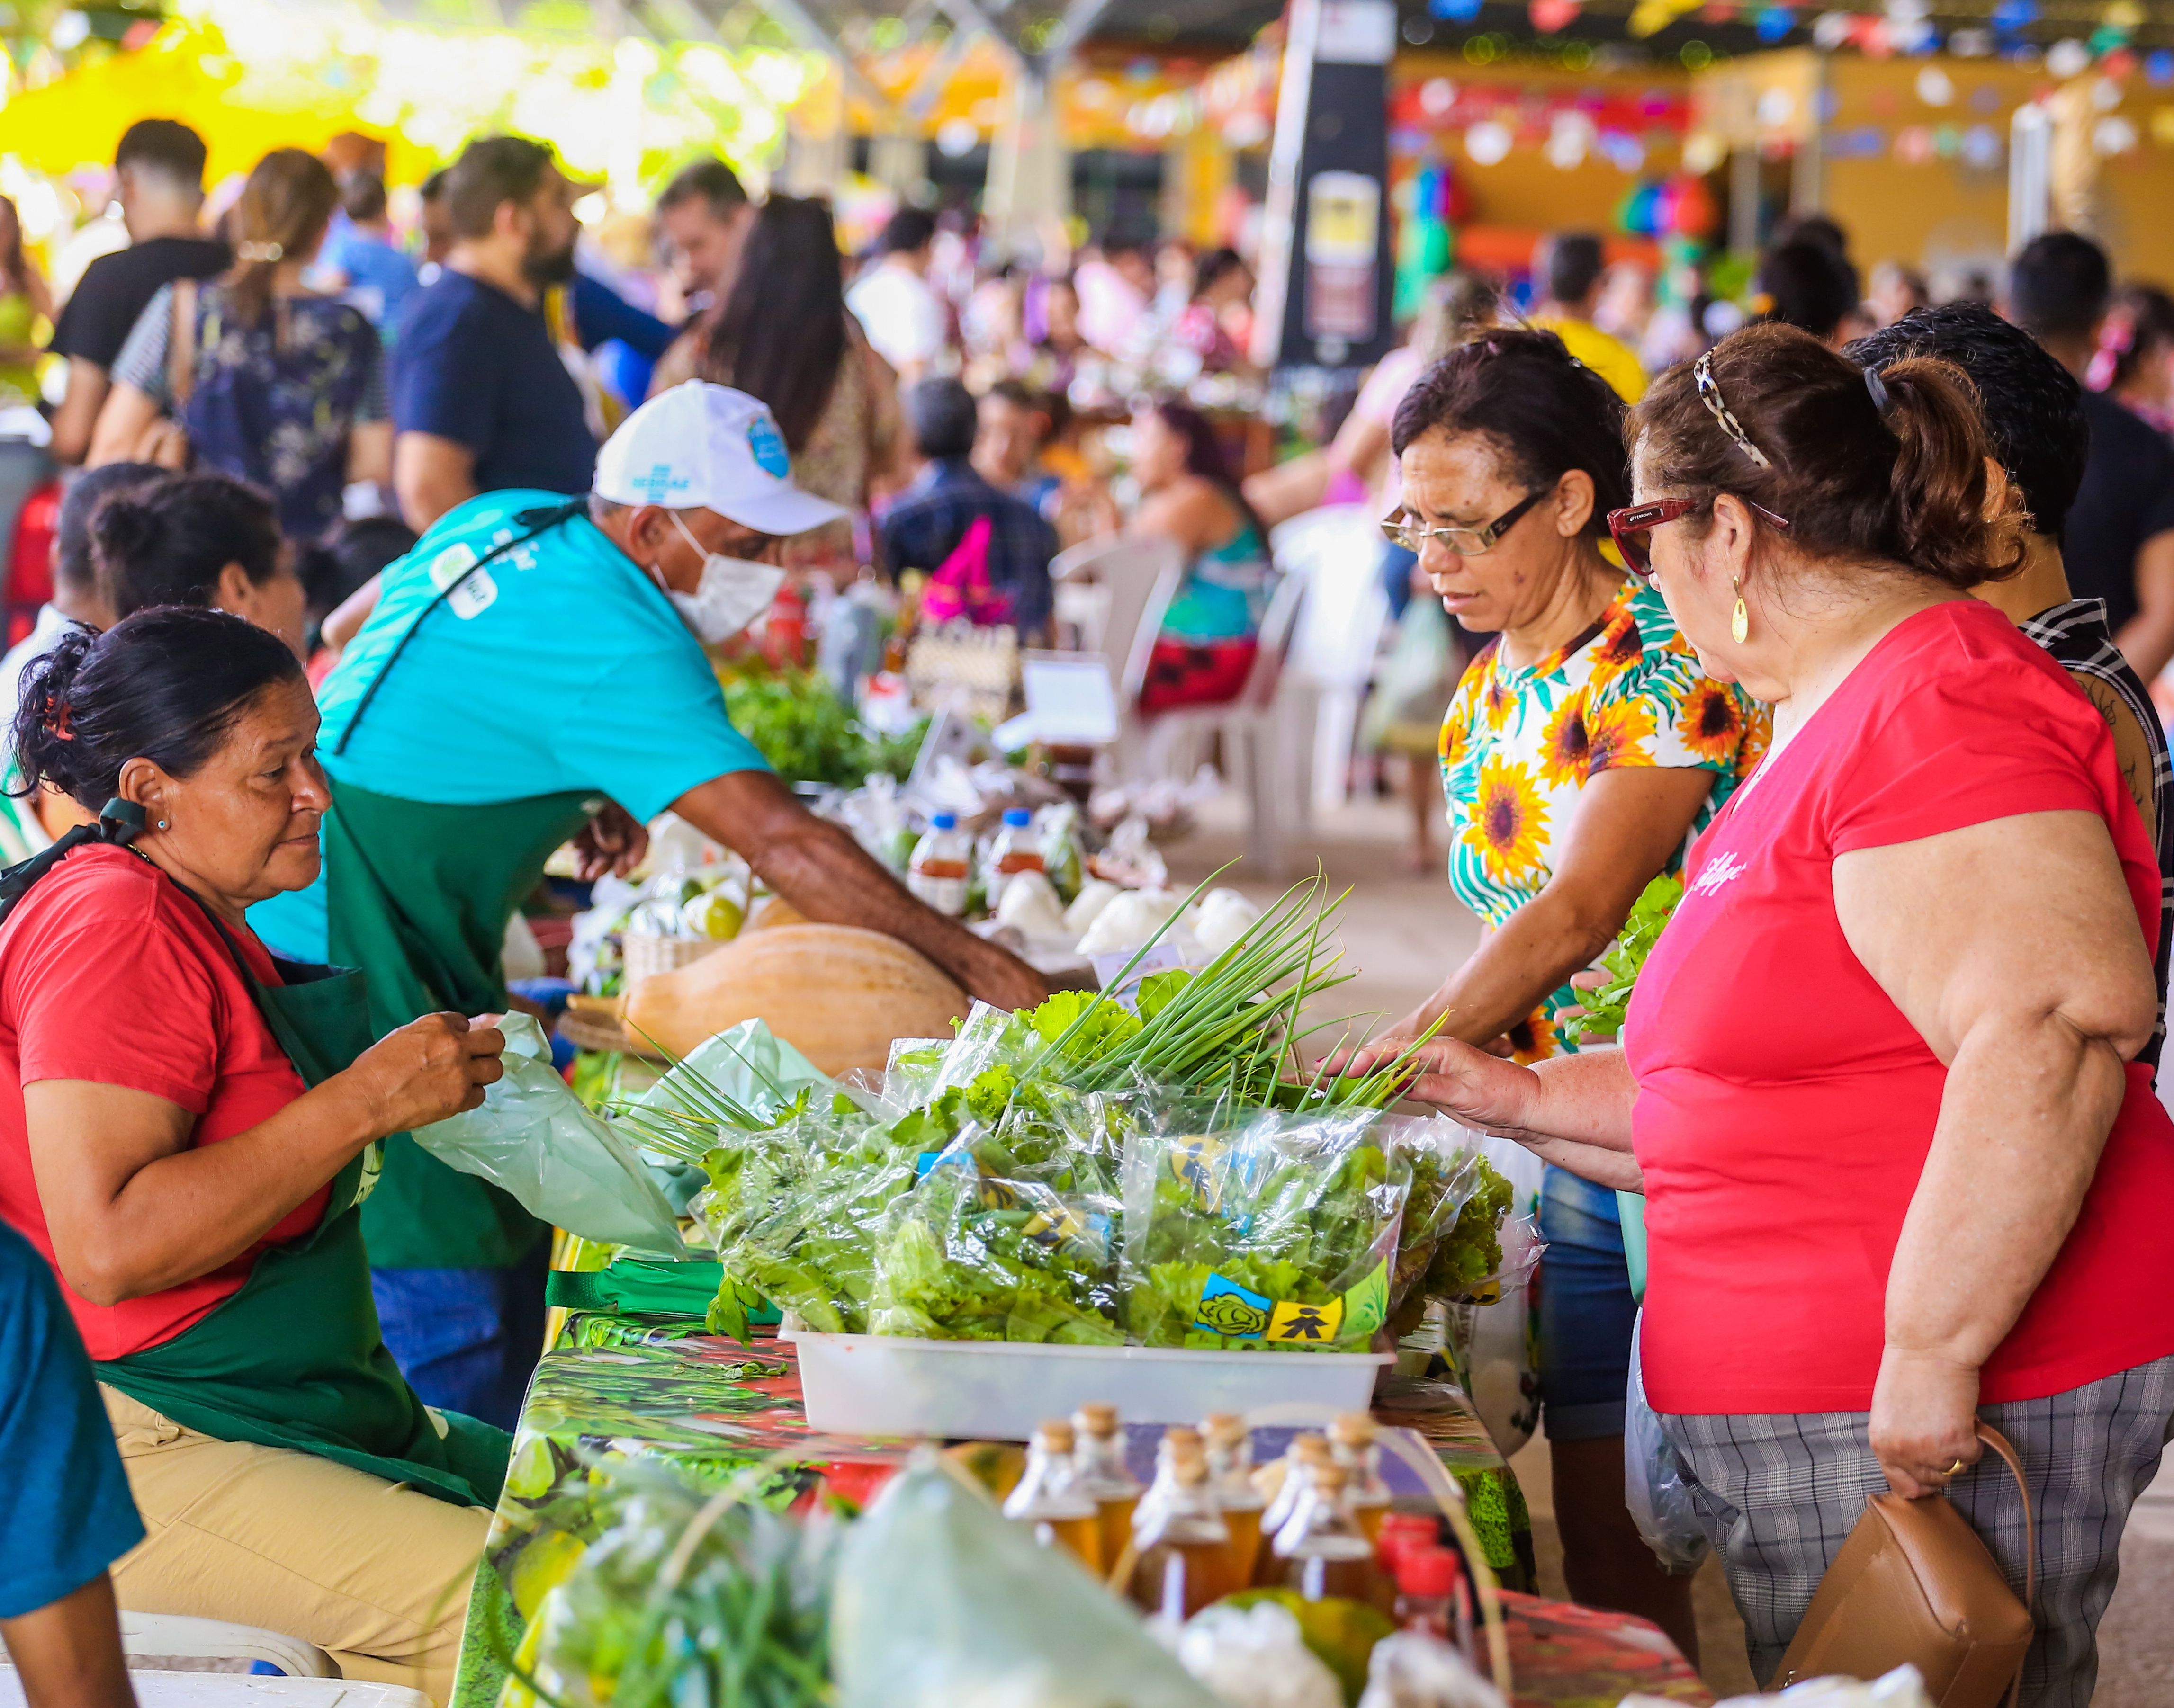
[
  {"left": 1350, "top": 323, "right": 2174, "bottom": 1705},
  {"left": 0, "top": 607, "right": 505, "bottom": 1701}
]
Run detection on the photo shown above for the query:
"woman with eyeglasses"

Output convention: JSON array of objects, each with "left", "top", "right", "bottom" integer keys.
[
  {"left": 1351, "top": 322, "right": 2174, "bottom": 1704},
  {"left": 1377, "top": 328, "right": 1764, "bottom": 1663}
]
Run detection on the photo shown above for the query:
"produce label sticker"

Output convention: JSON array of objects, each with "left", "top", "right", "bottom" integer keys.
[
  {"left": 1166, "top": 1136, "right": 1229, "bottom": 1210},
  {"left": 1265, "top": 1295, "right": 1346, "bottom": 1344},
  {"left": 1194, "top": 1272, "right": 1273, "bottom": 1338},
  {"left": 1338, "top": 1259, "right": 1389, "bottom": 1340}
]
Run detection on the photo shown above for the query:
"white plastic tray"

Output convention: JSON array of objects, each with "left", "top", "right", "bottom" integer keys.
[{"left": 784, "top": 1328, "right": 1392, "bottom": 1440}]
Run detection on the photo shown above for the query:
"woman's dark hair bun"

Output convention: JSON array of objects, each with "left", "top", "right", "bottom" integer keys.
[
  {"left": 91, "top": 471, "right": 282, "bottom": 623},
  {"left": 1628, "top": 321, "right": 2014, "bottom": 591},
  {"left": 10, "top": 606, "right": 304, "bottom": 812}
]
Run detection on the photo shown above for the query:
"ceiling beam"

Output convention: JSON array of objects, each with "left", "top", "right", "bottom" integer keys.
[
  {"left": 1034, "top": 0, "right": 1119, "bottom": 67},
  {"left": 672, "top": 0, "right": 899, "bottom": 117}
]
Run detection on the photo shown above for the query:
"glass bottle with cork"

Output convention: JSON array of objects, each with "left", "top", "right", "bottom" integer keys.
[
  {"left": 1327, "top": 1412, "right": 1393, "bottom": 1545},
  {"left": 1071, "top": 1402, "right": 1144, "bottom": 1571},
  {"left": 1253, "top": 1432, "right": 1333, "bottom": 1583},
  {"left": 1128, "top": 1435, "right": 1237, "bottom": 1621},
  {"left": 1201, "top": 1412, "right": 1267, "bottom": 1587},
  {"left": 1271, "top": 1460, "right": 1392, "bottom": 1611},
  {"left": 1001, "top": 1417, "right": 1103, "bottom": 1570}
]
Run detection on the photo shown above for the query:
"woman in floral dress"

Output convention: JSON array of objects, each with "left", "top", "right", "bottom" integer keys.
[
  {"left": 90, "top": 149, "right": 386, "bottom": 544},
  {"left": 1378, "top": 330, "right": 1765, "bottom": 1664}
]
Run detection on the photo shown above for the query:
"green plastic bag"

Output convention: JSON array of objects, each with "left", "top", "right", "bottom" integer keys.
[
  {"left": 636, "top": 1018, "right": 830, "bottom": 1126},
  {"left": 411, "top": 1014, "right": 686, "bottom": 1254}
]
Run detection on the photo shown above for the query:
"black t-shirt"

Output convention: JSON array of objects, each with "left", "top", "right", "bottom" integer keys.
[
  {"left": 50, "top": 235, "right": 230, "bottom": 369},
  {"left": 388, "top": 271, "right": 596, "bottom": 497},
  {"left": 2063, "top": 391, "right": 2174, "bottom": 638}
]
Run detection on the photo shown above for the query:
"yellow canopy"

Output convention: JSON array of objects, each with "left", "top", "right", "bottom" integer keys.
[{"left": 0, "top": 23, "right": 421, "bottom": 185}]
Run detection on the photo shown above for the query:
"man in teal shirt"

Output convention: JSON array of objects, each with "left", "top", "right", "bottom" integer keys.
[{"left": 256, "top": 383, "right": 1042, "bottom": 1425}]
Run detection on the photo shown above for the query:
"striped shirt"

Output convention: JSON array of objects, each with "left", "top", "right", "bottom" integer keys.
[{"left": 2020, "top": 597, "right": 2172, "bottom": 1074}]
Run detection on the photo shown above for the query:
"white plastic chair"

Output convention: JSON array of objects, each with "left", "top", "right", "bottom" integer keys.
[
  {"left": 1269, "top": 505, "right": 1393, "bottom": 815},
  {"left": 1136, "top": 565, "right": 1311, "bottom": 875},
  {"left": 117, "top": 1613, "right": 334, "bottom": 1678}
]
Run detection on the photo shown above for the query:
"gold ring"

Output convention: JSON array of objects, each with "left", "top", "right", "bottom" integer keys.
[{"left": 1944, "top": 1458, "right": 1965, "bottom": 1477}]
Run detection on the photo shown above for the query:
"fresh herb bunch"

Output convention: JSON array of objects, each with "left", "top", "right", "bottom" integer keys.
[
  {"left": 1568, "top": 873, "right": 1684, "bottom": 1043},
  {"left": 523, "top": 1463, "right": 833, "bottom": 1708}
]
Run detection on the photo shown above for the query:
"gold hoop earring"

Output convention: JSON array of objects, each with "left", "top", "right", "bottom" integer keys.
[{"left": 1731, "top": 575, "right": 1749, "bottom": 645}]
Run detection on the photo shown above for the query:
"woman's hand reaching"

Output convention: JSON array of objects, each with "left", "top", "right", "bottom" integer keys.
[
  {"left": 344, "top": 1013, "right": 506, "bottom": 1136},
  {"left": 1329, "top": 1035, "right": 1542, "bottom": 1135}
]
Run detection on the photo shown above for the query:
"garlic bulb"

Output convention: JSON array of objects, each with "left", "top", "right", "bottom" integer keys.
[
  {"left": 995, "top": 869, "right": 1070, "bottom": 939},
  {"left": 1076, "top": 887, "right": 1185, "bottom": 956},
  {"left": 1062, "top": 877, "right": 1123, "bottom": 938}
]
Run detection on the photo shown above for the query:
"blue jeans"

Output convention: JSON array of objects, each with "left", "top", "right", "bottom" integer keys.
[
  {"left": 371, "top": 1241, "right": 548, "bottom": 1431},
  {"left": 1535, "top": 1165, "right": 1635, "bottom": 1441}
]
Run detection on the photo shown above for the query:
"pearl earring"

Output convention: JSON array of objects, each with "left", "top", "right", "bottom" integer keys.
[{"left": 1731, "top": 575, "right": 1749, "bottom": 645}]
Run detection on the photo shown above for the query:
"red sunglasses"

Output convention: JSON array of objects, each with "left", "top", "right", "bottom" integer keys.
[{"left": 1607, "top": 497, "right": 1792, "bottom": 577}]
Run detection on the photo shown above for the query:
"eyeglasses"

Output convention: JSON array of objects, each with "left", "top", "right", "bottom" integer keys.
[
  {"left": 1606, "top": 496, "right": 1792, "bottom": 577},
  {"left": 1381, "top": 489, "right": 1545, "bottom": 557}
]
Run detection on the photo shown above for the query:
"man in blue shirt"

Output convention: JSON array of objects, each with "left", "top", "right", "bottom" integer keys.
[
  {"left": 880, "top": 378, "right": 1058, "bottom": 639},
  {"left": 256, "top": 383, "right": 1043, "bottom": 1426},
  {"left": 391, "top": 135, "right": 596, "bottom": 531},
  {"left": 316, "top": 171, "right": 420, "bottom": 336},
  {"left": 0, "top": 1221, "right": 141, "bottom": 1708}
]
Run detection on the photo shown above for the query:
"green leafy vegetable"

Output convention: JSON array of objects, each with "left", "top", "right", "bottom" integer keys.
[{"left": 1568, "top": 873, "right": 1684, "bottom": 1043}]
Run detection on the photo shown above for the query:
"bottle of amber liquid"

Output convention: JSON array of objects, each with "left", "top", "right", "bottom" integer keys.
[
  {"left": 1071, "top": 1402, "right": 1144, "bottom": 1571},
  {"left": 1252, "top": 1433, "right": 1332, "bottom": 1584},
  {"left": 1328, "top": 1413, "right": 1393, "bottom": 1546},
  {"left": 1201, "top": 1412, "right": 1267, "bottom": 1587},
  {"left": 1273, "top": 1462, "right": 1391, "bottom": 1610},
  {"left": 1002, "top": 1418, "right": 1103, "bottom": 1571},
  {"left": 1132, "top": 1425, "right": 1204, "bottom": 1540},
  {"left": 1130, "top": 1441, "right": 1237, "bottom": 1621}
]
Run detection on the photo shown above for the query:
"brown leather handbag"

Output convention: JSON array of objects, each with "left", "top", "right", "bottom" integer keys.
[{"left": 1775, "top": 1423, "right": 2034, "bottom": 1707}]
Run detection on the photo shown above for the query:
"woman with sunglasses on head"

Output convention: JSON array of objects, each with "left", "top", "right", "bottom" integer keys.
[
  {"left": 1376, "top": 328, "right": 1764, "bottom": 1663},
  {"left": 1352, "top": 322, "right": 2174, "bottom": 1704}
]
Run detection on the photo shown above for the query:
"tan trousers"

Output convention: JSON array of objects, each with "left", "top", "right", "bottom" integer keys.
[{"left": 101, "top": 1386, "right": 491, "bottom": 1708}]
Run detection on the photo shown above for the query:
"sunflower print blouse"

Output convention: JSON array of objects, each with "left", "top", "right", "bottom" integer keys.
[{"left": 1438, "top": 575, "right": 1769, "bottom": 1061}]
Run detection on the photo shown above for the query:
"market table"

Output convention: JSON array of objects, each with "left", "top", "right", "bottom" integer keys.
[{"left": 446, "top": 1314, "right": 1708, "bottom": 1708}]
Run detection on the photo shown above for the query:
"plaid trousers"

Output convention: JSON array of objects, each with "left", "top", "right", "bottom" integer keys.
[{"left": 1657, "top": 1356, "right": 2174, "bottom": 1708}]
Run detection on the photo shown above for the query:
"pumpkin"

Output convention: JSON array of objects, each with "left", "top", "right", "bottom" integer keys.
[
  {"left": 745, "top": 895, "right": 809, "bottom": 931},
  {"left": 622, "top": 922, "right": 969, "bottom": 1073}
]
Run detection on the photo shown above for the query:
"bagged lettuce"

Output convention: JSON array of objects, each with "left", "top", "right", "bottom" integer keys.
[{"left": 1121, "top": 1105, "right": 1411, "bottom": 1352}]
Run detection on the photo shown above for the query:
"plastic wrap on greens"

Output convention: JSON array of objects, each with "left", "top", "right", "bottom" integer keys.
[
  {"left": 869, "top": 1140, "right": 1123, "bottom": 1344},
  {"left": 695, "top": 1104, "right": 919, "bottom": 1337},
  {"left": 1120, "top": 1107, "right": 1410, "bottom": 1352},
  {"left": 526, "top": 1462, "right": 834, "bottom": 1708}
]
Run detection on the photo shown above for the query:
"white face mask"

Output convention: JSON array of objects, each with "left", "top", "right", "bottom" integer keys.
[{"left": 651, "top": 511, "right": 783, "bottom": 645}]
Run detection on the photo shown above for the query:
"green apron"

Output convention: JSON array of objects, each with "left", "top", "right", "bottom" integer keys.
[
  {"left": 81, "top": 863, "right": 507, "bottom": 1507},
  {"left": 314, "top": 498, "right": 606, "bottom": 1274},
  {"left": 325, "top": 780, "right": 597, "bottom": 1271}
]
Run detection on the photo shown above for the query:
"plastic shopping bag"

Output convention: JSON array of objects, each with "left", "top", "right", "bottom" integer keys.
[
  {"left": 832, "top": 1450, "right": 1223, "bottom": 1708},
  {"left": 1625, "top": 1307, "right": 1711, "bottom": 1574},
  {"left": 410, "top": 1014, "right": 686, "bottom": 1254},
  {"left": 1445, "top": 1134, "right": 1544, "bottom": 1455},
  {"left": 636, "top": 1018, "right": 830, "bottom": 1127}
]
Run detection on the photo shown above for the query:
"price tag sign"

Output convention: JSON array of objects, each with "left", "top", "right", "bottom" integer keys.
[{"left": 1093, "top": 939, "right": 1187, "bottom": 1010}]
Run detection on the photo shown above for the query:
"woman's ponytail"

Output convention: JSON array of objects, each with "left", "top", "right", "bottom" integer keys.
[
  {"left": 222, "top": 148, "right": 339, "bottom": 328},
  {"left": 7, "top": 608, "right": 302, "bottom": 813},
  {"left": 10, "top": 626, "right": 100, "bottom": 806},
  {"left": 1878, "top": 356, "right": 2019, "bottom": 590}
]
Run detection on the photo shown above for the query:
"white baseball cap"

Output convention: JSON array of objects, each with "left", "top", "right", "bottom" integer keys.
[{"left": 593, "top": 381, "right": 848, "bottom": 537}]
